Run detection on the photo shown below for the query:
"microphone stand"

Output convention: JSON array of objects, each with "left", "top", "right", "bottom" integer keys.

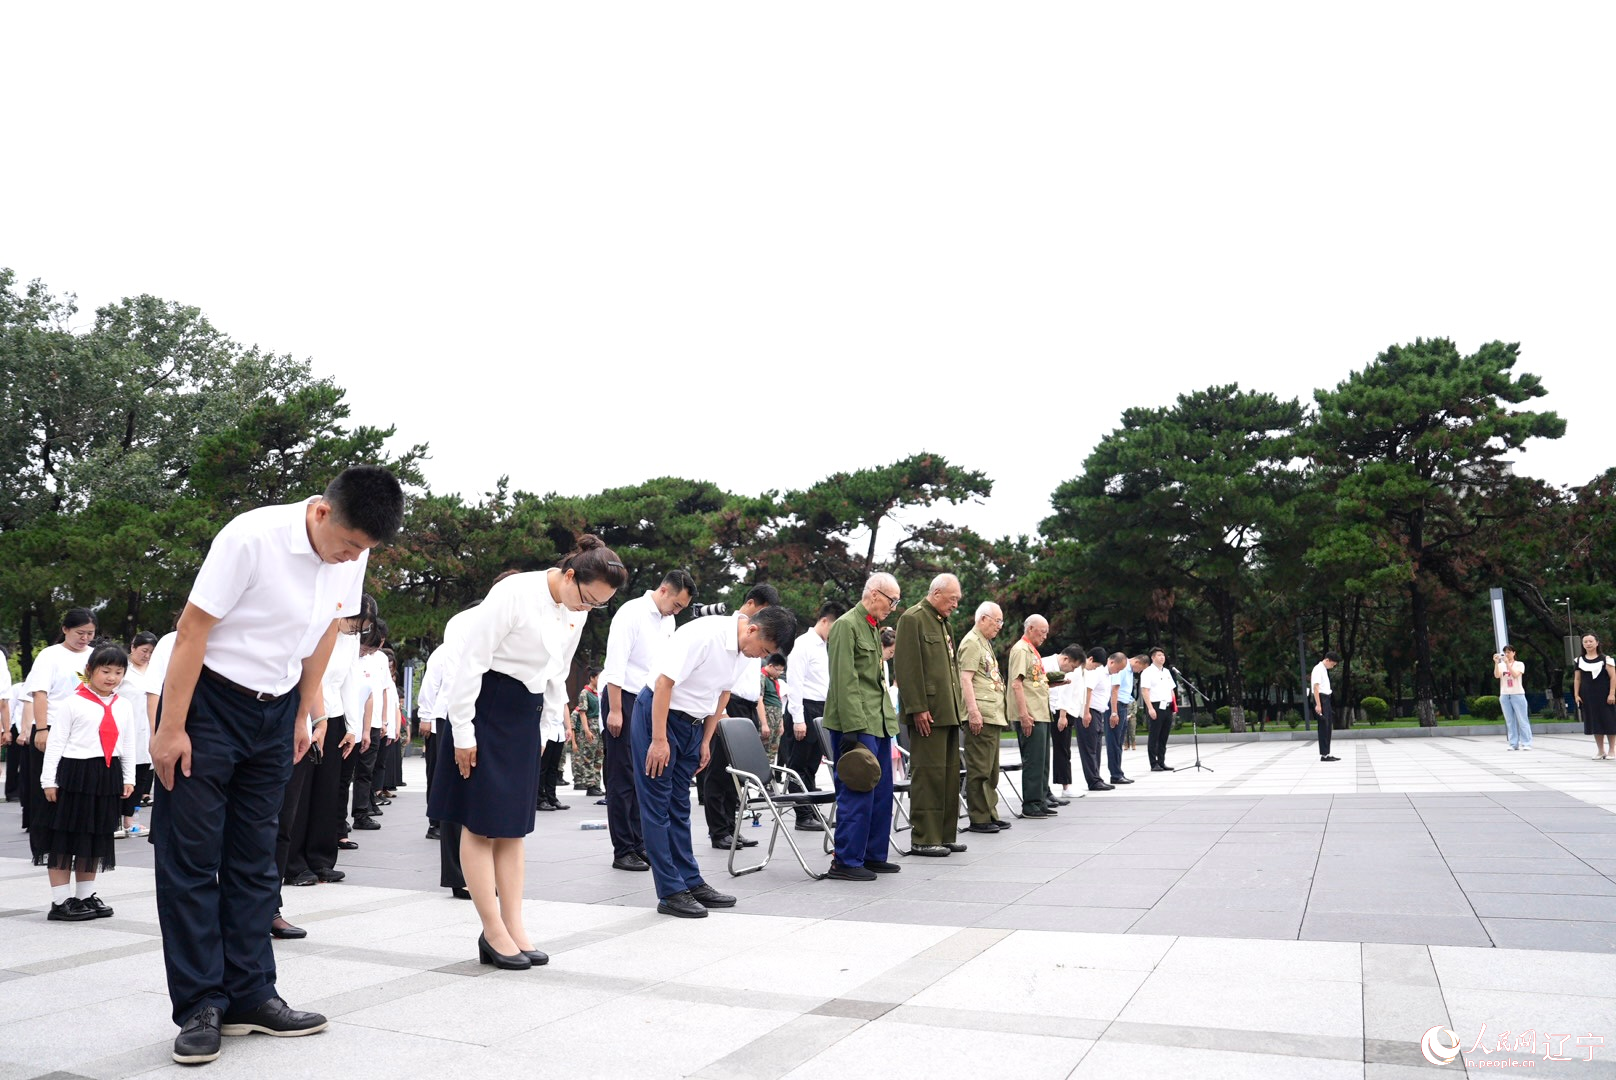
[{"left": 1168, "top": 667, "right": 1214, "bottom": 773}]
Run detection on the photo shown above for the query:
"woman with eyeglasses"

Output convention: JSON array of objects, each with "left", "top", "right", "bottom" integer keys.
[{"left": 429, "top": 535, "right": 627, "bottom": 969}]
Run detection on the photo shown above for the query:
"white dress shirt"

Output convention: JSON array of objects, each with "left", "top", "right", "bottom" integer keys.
[
  {"left": 786, "top": 628, "right": 829, "bottom": 720},
  {"left": 147, "top": 632, "right": 177, "bottom": 700},
  {"left": 1085, "top": 665, "right": 1113, "bottom": 713},
  {"left": 320, "top": 630, "right": 363, "bottom": 731},
  {"left": 119, "top": 665, "right": 152, "bottom": 766},
  {"left": 23, "top": 643, "right": 92, "bottom": 724},
  {"left": 443, "top": 571, "right": 588, "bottom": 748},
  {"left": 188, "top": 498, "right": 368, "bottom": 696},
  {"left": 10, "top": 682, "right": 32, "bottom": 736},
  {"left": 601, "top": 591, "right": 675, "bottom": 696},
  {"left": 39, "top": 688, "right": 136, "bottom": 789},
  {"left": 1140, "top": 663, "right": 1175, "bottom": 705},
  {"left": 647, "top": 615, "right": 752, "bottom": 719},
  {"left": 1310, "top": 662, "right": 1333, "bottom": 697}
]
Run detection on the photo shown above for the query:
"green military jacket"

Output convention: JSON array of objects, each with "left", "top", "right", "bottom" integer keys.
[
  {"left": 957, "top": 628, "right": 1007, "bottom": 726},
  {"left": 894, "top": 598, "right": 965, "bottom": 727},
  {"left": 823, "top": 602, "right": 898, "bottom": 737}
]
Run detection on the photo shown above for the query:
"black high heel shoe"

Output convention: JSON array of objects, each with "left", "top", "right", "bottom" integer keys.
[
  {"left": 519, "top": 947, "right": 549, "bottom": 966},
  {"left": 478, "top": 933, "right": 532, "bottom": 970}
]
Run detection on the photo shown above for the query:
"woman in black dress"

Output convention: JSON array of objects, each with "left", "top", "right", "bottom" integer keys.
[{"left": 1573, "top": 633, "right": 1616, "bottom": 760}]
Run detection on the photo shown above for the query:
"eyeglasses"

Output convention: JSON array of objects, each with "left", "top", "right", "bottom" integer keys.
[
  {"left": 574, "top": 578, "right": 612, "bottom": 610},
  {"left": 876, "top": 590, "right": 899, "bottom": 607}
]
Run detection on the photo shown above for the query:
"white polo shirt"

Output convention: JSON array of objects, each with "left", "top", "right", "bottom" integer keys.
[
  {"left": 1310, "top": 662, "right": 1333, "bottom": 697},
  {"left": 320, "top": 629, "right": 363, "bottom": 728},
  {"left": 601, "top": 591, "right": 675, "bottom": 696},
  {"left": 1085, "top": 664, "right": 1113, "bottom": 713},
  {"left": 188, "top": 498, "right": 367, "bottom": 697},
  {"left": 1140, "top": 663, "right": 1175, "bottom": 705},
  {"left": 648, "top": 614, "right": 752, "bottom": 719}
]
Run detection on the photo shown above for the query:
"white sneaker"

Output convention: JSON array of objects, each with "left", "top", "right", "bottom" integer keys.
[
  {"left": 127, "top": 823, "right": 144, "bottom": 836},
  {"left": 113, "top": 828, "right": 128, "bottom": 839}
]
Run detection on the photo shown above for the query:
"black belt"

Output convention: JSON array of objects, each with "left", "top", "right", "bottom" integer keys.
[{"left": 201, "top": 665, "right": 287, "bottom": 703}]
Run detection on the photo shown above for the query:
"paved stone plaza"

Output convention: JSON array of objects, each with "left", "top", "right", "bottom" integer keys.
[{"left": 4, "top": 733, "right": 1615, "bottom": 1079}]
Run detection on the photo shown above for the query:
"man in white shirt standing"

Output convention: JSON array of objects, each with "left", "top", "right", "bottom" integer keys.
[
  {"left": 150, "top": 466, "right": 403, "bottom": 1067},
  {"left": 781, "top": 601, "right": 841, "bottom": 830},
  {"left": 1080, "top": 648, "right": 1118, "bottom": 792},
  {"left": 703, "top": 584, "right": 782, "bottom": 850},
  {"left": 1140, "top": 647, "right": 1177, "bottom": 772},
  {"left": 633, "top": 605, "right": 797, "bottom": 917},
  {"left": 1312, "top": 651, "right": 1340, "bottom": 762},
  {"left": 600, "top": 570, "right": 694, "bottom": 872}
]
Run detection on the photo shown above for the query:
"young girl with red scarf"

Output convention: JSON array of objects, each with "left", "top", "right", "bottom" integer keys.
[{"left": 34, "top": 643, "right": 136, "bottom": 922}]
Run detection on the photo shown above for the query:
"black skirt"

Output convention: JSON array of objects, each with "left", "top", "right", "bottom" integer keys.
[
  {"left": 426, "top": 672, "right": 544, "bottom": 838},
  {"left": 31, "top": 755, "right": 124, "bottom": 872}
]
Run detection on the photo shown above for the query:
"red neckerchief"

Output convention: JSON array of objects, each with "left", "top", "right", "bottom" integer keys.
[
  {"left": 75, "top": 683, "right": 120, "bottom": 765},
  {"left": 866, "top": 614, "right": 878, "bottom": 628}
]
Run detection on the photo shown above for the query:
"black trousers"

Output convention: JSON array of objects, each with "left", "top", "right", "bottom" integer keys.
[
  {"left": 600, "top": 684, "right": 643, "bottom": 859},
  {"left": 352, "top": 728, "right": 382, "bottom": 819},
  {"left": 1147, "top": 703, "right": 1173, "bottom": 768},
  {"left": 423, "top": 729, "right": 440, "bottom": 825},
  {"left": 152, "top": 677, "right": 292, "bottom": 1026},
  {"left": 304, "top": 717, "right": 347, "bottom": 870},
  {"left": 122, "top": 763, "right": 154, "bottom": 817},
  {"left": 1051, "top": 712, "right": 1074, "bottom": 786},
  {"left": 704, "top": 695, "right": 758, "bottom": 839},
  {"left": 4, "top": 728, "right": 25, "bottom": 801},
  {"left": 1077, "top": 710, "right": 1105, "bottom": 787},
  {"left": 777, "top": 698, "right": 825, "bottom": 822},
  {"left": 337, "top": 729, "right": 359, "bottom": 837},
  {"left": 438, "top": 820, "right": 465, "bottom": 889},
  {"left": 275, "top": 749, "right": 318, "bottom": 897},
  {"left": 539, "top": 738, "right": 565, "bottom": 805},
  {"left": 1315, "top": 697, "right": 1333, "bottom": 756}
]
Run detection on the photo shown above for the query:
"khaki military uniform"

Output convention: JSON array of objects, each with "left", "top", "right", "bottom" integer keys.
[
  {"left": 958, "top": 627, "right": 1007, "bottom": 825},
  {"left": 893, "top": 598, "right": 965, "bottom": 848}
]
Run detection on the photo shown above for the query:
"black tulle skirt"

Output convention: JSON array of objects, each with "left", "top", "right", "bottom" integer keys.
[{"left": 31, "top": 755, "right": 124, "bottom": 872}]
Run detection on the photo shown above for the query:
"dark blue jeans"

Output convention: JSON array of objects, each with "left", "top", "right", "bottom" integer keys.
[
  {"left": 629, "top": 688, "right": 706, "bottom": 900},
  {"left": 828, "top": 731, "right": 893, "bottom": 867},
  {"left": 153, "top": 676, "right": 294, "bottom": 1026},
  {"left": 1107, "top": 703, "right": 1129, "bottom": 780}
]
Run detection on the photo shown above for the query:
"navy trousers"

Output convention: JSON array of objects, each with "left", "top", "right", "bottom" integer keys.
[
  {"left": 629, "top": 688, "right": 705, "bottom": 900},
  {"left": 828, "top": 731, "right": 893, "bottom": 868},
  {"left": 1077, "top": 710, "right": 1105, "bottom": 788},
  {"left": 153, "top": 676, "right": 294, "bottom": 1026},
  {"left": 601, "top": 683, "right": 644, "bottom": 860},
  {"left": 1107, "top": 703, "right": 1129, "bottom": 780}
]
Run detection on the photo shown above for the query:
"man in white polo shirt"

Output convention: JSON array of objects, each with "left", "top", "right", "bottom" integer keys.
[
  {"left": 600, "top": 570, "right": 694, "bottom": 872},
  {"left": 631, "top": 605, "right": 796, "bottom": 918},
  {"left": 1312, "top": 651, "right": 1340, "bottom": 762},
  {"left": 150, "top": 466, "right": 403, "bottom": 1067}
]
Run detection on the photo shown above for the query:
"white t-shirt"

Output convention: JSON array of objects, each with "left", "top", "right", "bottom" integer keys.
[
  {"left": 1310, "top": 662, "right": 1333, "bottom": 697},
  {"left": 1497, "top": 659, "right": 1525, "bottom": 697},
  {"left": 119, "top": 665, "right": 153, "bottom": 765},
  {"left": 648, "top": 614, "right": 753, "bottom": 719},
  {"left": 601, "top": 591, "right": 675, "bottom": 697},
  {"left": 188, "top": 497, "right": 368, "bottom": 696},
  {"left": 23, "top": 643, "right": 92, "bottom": 728}
]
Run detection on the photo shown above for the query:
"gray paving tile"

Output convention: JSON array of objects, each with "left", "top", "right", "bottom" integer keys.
[
  {"left": 1299, "top": 911, "right": 1491, "bottom": 947},
  {"left": 1479, "top": 918, "right": 1616, "bottom": 952},
  {"left": 1467, "top": 891, "right": 1616, "bottom": 921},
  {"left": 974, "top": 905, "right": 1144, "bottom": 933},
  {"left": 1128, "top": 906, "right": 1302, "bottom": 940}
]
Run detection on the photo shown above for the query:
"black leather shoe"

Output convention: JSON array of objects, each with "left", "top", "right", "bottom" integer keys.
[
  {"left": 1150, "top": 766, "right": 1166, "bottom": 772},
  {"left": 81, "top": 894, "right": 114, "bottom": 918},
  {"left": 1051, "top": 797, "right": 1072, "bottom": 806},
  {"left": 865, "top": 859, "right": 902, "bottom": 873},
  {"left": 173, "top": 1006, "right": 222, "bottom": 1064},
  {"left": 612, "top": 853, "right": 651, "bottom": 872},
  {"left": 48, "top": 897, "right": 96, "bottom": 922},
  {"left": 287, "top": 871, "right": 318, "bottom": 887},
  {"left": 967, "top": 822, "right": 1000, "bottom": 834},
  {"left": 315, "top": 869, "right": 345, "bottom": 883},
  {"left": 945, "top": 842, "right": 967, "bottom": 852},
  {"left": 352, "top": 817, "right": 380, "bottom": 831},
  {"left": 367, "top": 807, "right": 384, "bottom": 816},
  {"left": 910, "top": 845, "right": 951, "bottom": 857},
  {"left": 992, "top": 820, "right": 1011, "bottom": 830},
  {"left": 451, "top": 887, "right": 473, "bottom": 900},
  {"left": 826, "top": 861, "right": 877, "bottom": 881},
  {"left": 1022, "top": 809, "right": 1056, "bottom": 819},
  {"left": 338, "top": 839, "right": 360, "bottom": 850},
  {"left": 1160, "top": 764, "right": 1176, "bottom": 771},
  {"left": 551, "top": 800, "right": 570, "bottom": 810},
  {"left": 1111, "top": 777, "right": 1134, "bottom": 785},
  {"left": 1088, "top": 782, "right": 1114, "bottom": 791},
  {"left": 520, "top": 948, "right": 549, "bottom": 966},
  {"left": 425, "top": 826, "right": 440, "bottom": 840},
  {"left": 536, "top": 801, "right": 556, "bottom": 811},
  {"left": 477, "top": 934, "right": 532, "bottom": 970},
  {"left": 220, "top": 995, "right": 328, "bottom": 1037},
  {"left": 711, "top": 834, "right": 759, "bottom": 849},
  {"left": 585, "top": 786, "right": 605, "bottom": 797},
  {"left": 271, "top": 917, "right": 308, "bottom": 940},
  {"left": 793, "top": 819, "right": 825, "bottom": 832},
  {"left": 657, "top": 890, "right": 709, "bottom": 918},
  {"left": 690, "top": 883, "right": 737, "bottom": 908},
  {"left": 1322, "top": 755, "right": 1340, "bottom": 762}
]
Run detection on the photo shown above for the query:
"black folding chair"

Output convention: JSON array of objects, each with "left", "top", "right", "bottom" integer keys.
[
  {"left": 820, "top": 723, "right": 914, "bottom": 856},
  {"left": 720, "top": 717, "right": 833, "bottom": 880},
  {"left": 997, "top": 729, "right": 1026, "bottom": 817}
]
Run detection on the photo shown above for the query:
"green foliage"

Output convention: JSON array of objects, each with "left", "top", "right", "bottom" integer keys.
[
  {"left": 1360, "top": 696, "right": 1390, "bottom": 724},
  {"left": 1467, "top": 695, "right": 1503, "bottom": 720},
  {"left": 1215, "top": 705, "right": 1231, "bottom": 726}
]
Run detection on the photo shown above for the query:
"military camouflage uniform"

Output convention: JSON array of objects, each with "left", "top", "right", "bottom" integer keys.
[{"left": 568, "top": 685, "right": 603, "bottom": 791}]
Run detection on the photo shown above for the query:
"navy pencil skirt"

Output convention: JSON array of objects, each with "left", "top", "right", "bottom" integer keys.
[{"left": 426, "top": 671, "right": 544, "bottom": 839}]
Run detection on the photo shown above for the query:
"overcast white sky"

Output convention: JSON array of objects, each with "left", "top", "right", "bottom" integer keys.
[{"left": 3, "top": 2, "right": 1608, "bottom": 545}]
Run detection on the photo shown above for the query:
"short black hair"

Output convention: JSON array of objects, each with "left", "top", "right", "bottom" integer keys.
[
  {"left": 588, "top": 665, "right": 603, "bottom": 678},
  {"left": 661, "top": 570, "right": 697, "bottom": 597},
  {"left": 1324, "top": 651, "right": 1342, "bottom": 663},
  {"left": 1149, "top": 645, "right": 1166, "bottom": 658},
  {"left": 130, "top": 631, "right": 160, "bottom": 650},
  {"left": 744, "top": 583, "right": 781, "bottom": 609},
  {"left": 879, "top": 626, "right": 896, "bottom": 648},
  {"left": 748, "top": 606, "right": 796, "bottom": 649},
  {"left": 363, "top": 617, "right": 389, "bottom": 649},
  {"left": 1060, "top": 645, "right": 1085, "bottom": 661},
  {"left": 324, "top": 466, "right": 405, "bottom": 543},
  {"left": 766, "top": 653, "right": 787, "bottom": 669},
  {"left": 61, "top": 607, "right": 96, "bottom": 632},
  {"left": 87, "top": 643, "right": 129, "bottom": 675},
  {"left": 1087, "top": 646, "right": 1106, "bottom": 663},
  {"left": 818, "top": 600, "right": 847, "bottom": 623}
]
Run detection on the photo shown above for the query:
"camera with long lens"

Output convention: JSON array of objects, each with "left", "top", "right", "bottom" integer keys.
[{"left": 690, "top": 602, "right": 729, "bottom": 618}]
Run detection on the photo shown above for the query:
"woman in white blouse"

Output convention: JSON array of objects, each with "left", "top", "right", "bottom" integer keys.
[
  {"left": 118, "top": 631, "right": 159, "bottom": 836},
  {"left": 428, "top": 536, "right": 627, "bottom": 969}
]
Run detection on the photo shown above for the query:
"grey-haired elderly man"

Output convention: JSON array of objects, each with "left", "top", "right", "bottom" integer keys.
[
  {"left": 958, "top": 601, "right": 1011, "bottom": 834},
  {"left": 893, "top": 573, "right": 966, "bottom": 857}
]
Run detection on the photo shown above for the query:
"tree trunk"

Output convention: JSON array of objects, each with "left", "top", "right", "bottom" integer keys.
[
  {"left": 1217, "top": 596, "right": 1247, "bottom": 733},
  {"left": 1408, "top": 511, "right": 1438, "bottom": 727}
]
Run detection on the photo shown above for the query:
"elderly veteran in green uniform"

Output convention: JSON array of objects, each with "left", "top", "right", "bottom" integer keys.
[
  {"left": 822, "top": 572, "right": 903, "bottom": 881},
  {"left": 958, "top": 601, "right": 1011, "bottom": 834},
  {"left": 1009, "top": 614, "right": 1056, "bottom": 818},
  {"left": 893, "top": 573, "right": 966, "bottom": 857}
]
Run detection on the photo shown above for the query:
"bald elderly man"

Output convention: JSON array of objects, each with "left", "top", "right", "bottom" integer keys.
[
  {"left": 1010, "top": 615, "right": 1057, "bottom": 818},
  {"left": 894, "top": 574, "right": 966, "bottom": 857},
  {"left": 958, "top": 601, "right": 1011, "bottom": 834}
]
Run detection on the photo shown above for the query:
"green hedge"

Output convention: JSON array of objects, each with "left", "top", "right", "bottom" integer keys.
[
  {"left": 1468, "top": 695, "right": 1503, "bottom": 721},
  {"left": 1360, "top": 696, "right": 1389, "bottom": 724}
]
